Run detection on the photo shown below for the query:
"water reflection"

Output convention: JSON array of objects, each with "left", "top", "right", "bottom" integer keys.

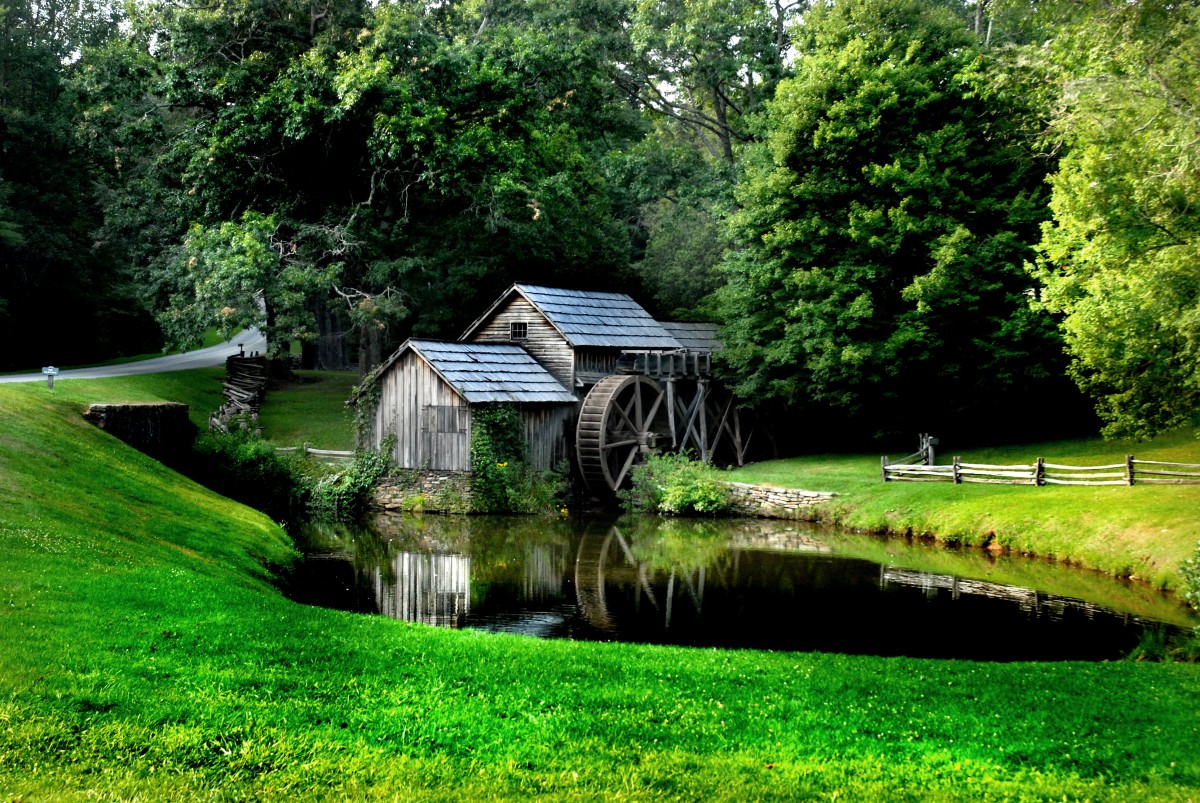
[{"left": 285, "top": 514, "right": 1196, "bottom": 661}]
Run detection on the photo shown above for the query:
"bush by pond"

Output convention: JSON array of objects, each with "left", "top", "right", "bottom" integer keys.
[{"left": 621, "top": 453, "right": 730, "bottom": 516}]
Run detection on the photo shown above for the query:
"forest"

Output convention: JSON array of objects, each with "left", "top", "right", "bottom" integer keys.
[{"left": 2, "top": 0, "right": 1196, "bottom": 445}]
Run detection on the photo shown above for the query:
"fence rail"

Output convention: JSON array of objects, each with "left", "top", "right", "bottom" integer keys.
[
  {"left": 276, "top": 443, "right": 355, "bottom": 464},
  {"left": 881, "top": 453, "right": 1200, "bottom": 486}
]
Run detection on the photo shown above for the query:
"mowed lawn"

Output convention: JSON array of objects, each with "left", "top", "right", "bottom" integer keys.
[
  {"left": 0, "top": 375, "right": 1197, "bottom": 799},
  {"left": 730, "top": 428, "right": 1200, "bottom": 589},
  {"left": 257, "top": 370, "right": 359, "bottom": 450}
]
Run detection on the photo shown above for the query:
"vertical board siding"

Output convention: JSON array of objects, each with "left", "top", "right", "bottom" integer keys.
[
  {"left": 521, "top": 405, "right": 573, "bottom": 472},
  {"left": 373, "top": 351, "right": 471, "bottom": 471},
  {"left": 468, "top": 297, "right": 576, "bottom": 391},
  {"left": 574, "top": 348, "right": 618, "bottom": 382}
]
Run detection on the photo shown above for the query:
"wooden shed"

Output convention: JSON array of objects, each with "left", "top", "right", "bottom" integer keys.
[
  {"left": 460, "top": 284, "right": 683, "bottom": 390},
  {"left": 360, "top": 339, "right": 577, "bottom": 472}
]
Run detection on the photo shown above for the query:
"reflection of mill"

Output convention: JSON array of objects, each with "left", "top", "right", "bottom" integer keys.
[
  {"left": 574, "top": 526, "right": 706, "bottom": 632},
  {"left": 377, "top": 552, "right": 471, "bottom": 627}
]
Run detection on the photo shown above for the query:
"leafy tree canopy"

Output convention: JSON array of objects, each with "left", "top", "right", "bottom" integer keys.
[
  {"left": 715, "top": 0, "right": 1078, "bottom": 441},
  {"left": 1034, "top": 1, "right": 1200, "bottom": 439}
]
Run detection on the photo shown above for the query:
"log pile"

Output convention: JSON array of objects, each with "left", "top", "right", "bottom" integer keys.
[{"left": 209, "top": 355, "right": 268, "bottom": 433}]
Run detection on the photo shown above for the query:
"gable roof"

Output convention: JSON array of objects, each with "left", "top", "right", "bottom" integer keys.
[
  {"left": 659, "top": 321, "right": 722, "bottom": 352},
  {"left": 461, "top": 284, "right": 683, "bottom": 350},
  {"left": 354, "top": 339, "right": 577, "bottom": 405}
]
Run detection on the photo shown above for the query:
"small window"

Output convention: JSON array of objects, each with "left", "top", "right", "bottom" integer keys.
[{"left": 509, "top": 321, "right": 528, "bottom": 341}]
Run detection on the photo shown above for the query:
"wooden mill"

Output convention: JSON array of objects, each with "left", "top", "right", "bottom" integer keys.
[{"left": 356, "top": 284, "right": 750, "bottom": 494}]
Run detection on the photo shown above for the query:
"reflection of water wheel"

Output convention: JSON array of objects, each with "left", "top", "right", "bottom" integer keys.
[{"left": 576, "top": 375, "right": 670, "bottom": 492}]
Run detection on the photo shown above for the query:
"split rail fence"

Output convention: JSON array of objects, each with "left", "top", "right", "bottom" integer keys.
[
  {"left": 275, "top": 443, "right": 355, "bottom": 464},
  {"left": 882, "top": 454, "right": 1200, "bottom": 486}
]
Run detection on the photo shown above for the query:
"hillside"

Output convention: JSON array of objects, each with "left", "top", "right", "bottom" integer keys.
[{"left": 0, "top": 374, "right": 1197, "bottom": 799}]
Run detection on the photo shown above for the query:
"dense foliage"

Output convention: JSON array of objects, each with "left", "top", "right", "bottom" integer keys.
[
  {"left": 1034, "top": 1, "right": 1200, "bottom": 439},
  {"left": 621, "top": 452, "right": 730, "bottom": 516},
  {"left": 6, "top": 0, "right": 1198, "bottom": 439},
  {"left": 469, "top": 403, "right": 564, "bottom": 514},
  {"left": 715, "top": 0, "right": 1079, "bottom": 442}
]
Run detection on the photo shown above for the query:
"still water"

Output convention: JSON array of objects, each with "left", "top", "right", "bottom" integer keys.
[{"left": 286, "top": 513, "right": 1195, "bottom": 661}]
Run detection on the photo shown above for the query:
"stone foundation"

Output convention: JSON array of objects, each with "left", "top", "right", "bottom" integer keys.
[
  {"left": 83, "top": 403, "right": 195, "bottom": 462},
  {"left": 724, "top": 481, "right": 836, "bottom": 520},
  {"left": 372, "top": 470, "right": 473, "bottom": 514}
]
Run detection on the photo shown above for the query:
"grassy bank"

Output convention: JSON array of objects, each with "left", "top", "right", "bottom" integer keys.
[
  {"left": 258, "top": 370, "right": 358, "bottom": 450},
  {"left": 730, "top": 429, "right": 1200, "bottom": 590},
  {"left": 1, "top": 376, "right": 1198, "bottom": 799}
]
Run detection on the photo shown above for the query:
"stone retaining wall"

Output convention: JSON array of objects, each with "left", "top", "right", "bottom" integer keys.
[
  {"left": 372, "top": 470, "right": 473, "bottom": 514},
  {"left": 83, "top": 403, "right": 195, "bottom": 461},
  {"left": 724, "top": 481, "right": 836, "bottom": 520}
]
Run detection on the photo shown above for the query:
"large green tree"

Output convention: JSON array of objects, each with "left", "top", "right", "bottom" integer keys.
[
  {"left": 1034, "top": 1, "right": 1200, "bottom": 439},
  {"left": 80, "top": 0, "right": 639, "bottom": 361},
  {"left": 716, "top": 0, "right": 1077, "bottom": 441}
]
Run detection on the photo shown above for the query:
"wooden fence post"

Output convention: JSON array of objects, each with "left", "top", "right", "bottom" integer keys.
[
  {"left": 1126, "top": 454, "right": 1135, "bottom": 486},
  {"left": 952, "top": 456, "right": 961, "bottom": 485},
  {"left": 1035, "top": 457, "right": 1045, "bottom": 486},
  {"left": 882, "top": 456, "right": 890, "bottom": 482}
]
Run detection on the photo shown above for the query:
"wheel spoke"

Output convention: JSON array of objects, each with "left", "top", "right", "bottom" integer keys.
[
  {"left": 602, "top": 438, "right": 639, "bottom": 450},
  {"left": 612, "top": 446, "right": 639, "bottom": 489}
]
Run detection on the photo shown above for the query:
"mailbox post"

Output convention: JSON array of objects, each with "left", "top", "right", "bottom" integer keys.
[{"left": 42, "top": 366, "right": 59, "bottom": 389}]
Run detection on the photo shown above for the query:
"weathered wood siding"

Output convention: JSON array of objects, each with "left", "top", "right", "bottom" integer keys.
[
  {"left": 521, "top": 405, "right": 573, "bottom": 471},
  {"left": 469, "top": 298, "right": 575, "bottom": 391},
  {"left": 574, "top": 348, "right": 620, "bottom": 386},
  {"left": 372, "top": 350, "right": 471, "bottom": 471}
]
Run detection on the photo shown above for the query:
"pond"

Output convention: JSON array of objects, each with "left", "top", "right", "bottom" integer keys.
[{"left": 285, "top": 513, "right": 1196, "bottom": 661}]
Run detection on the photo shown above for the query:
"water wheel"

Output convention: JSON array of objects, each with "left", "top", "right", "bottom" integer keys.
[{"left": 576, "top": 374, "right": 670, "bottom": 492}]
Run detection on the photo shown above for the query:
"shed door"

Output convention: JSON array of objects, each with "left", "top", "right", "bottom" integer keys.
[{"left": 421, "top": 405, "right": 469, "bottom": 470}]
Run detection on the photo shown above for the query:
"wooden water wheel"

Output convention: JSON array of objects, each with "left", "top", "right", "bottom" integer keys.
[{"left": 576, "top": 374, "right": 670, "bottom": 492}]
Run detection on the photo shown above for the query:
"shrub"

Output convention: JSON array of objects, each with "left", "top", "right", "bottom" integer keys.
[
  {"left": 1182, "top": 540, "right": 1200, "bottom": 611},
  {"left": 189, "top": 429, "right": 307, "bottom": 519},
  {"left": 621, "top": 453, "right": 729, "bottom": 516},
  {"left": 469, "top": 404, "right": 564, "bottom": 514},
  {"left": 306, "top": 442, "right": 394, "bottom": 515}
]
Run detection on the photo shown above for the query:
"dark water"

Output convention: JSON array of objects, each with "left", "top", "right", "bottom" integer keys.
[{"left": 285, "top": 514, "right": 1196, "bottom": 661}]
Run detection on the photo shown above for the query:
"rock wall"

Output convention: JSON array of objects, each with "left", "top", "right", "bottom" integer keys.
[
  {"left": 724, "top": 481, "right": 836, "bottom": 520},
  {"left": 370, "top": 474, "right": 835, "bottom": 518},
  {"left": 83, "top": 403, "right": 195, "bottom": 462},
  {"left": 372, "top": 470, "right": 473, "bottom": 514}
]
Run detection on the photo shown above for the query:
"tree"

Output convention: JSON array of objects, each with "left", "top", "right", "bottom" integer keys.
[
  {"left": 0, "top": 0, "right": 158, "bottom": 369},
  {"left": 78, "top": 0, "right": 640, "bottom": 363},
  {"left": 1033, "top": 1, "right": 1200, "bottom": 439},
  {"left": 716, "top": 0, "right": 1077, "bottom": 442},
  {"left": 624, "top": 0, "right": 802, "bottom": 163}
]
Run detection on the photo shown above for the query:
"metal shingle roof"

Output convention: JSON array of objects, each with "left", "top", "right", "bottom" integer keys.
[
  {"left": 409, "top": 340, "right": 576, "bottom": 404},
  {"left": 516, "top": 285, "right": 681, "bottom": 349},
  {"left": 659, "top": 321, "right": 722, "bottom": 352}
]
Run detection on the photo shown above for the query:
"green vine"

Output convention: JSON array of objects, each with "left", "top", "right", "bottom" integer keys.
[
  {"left": 350, "top": 377, "right": 383, "bottom": 449},
  {"left": 469, "top": 404, "right": 563, "bottom": 514}
]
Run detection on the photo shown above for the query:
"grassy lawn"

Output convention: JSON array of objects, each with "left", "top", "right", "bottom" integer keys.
[
  {"left": 730, "top": 429, "right": 1200, "bottom": 590},
  {"left": 0, "top": 374, "right": 1198, "bottom": 799},
  {"left": 258, "top": 370, "right": 358, "bottom": 450}
]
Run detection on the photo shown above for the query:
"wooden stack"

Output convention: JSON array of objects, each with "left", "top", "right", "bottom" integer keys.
[{"left": 208, "top": 355, "right": 268, "bottom": 433}]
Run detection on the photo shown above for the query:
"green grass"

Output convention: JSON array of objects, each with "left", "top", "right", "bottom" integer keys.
[
  {"left": 258, "top": 370, "right": 358, "bottom": 450},
  {"left": 730, "top": 429, "right": 1200, "bottom": 590},
  {"left": 0, "top": 374, "right": 1198, "bottom": 799}
]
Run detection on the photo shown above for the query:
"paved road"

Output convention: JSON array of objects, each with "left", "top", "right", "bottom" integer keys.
[{"left": 0, "top": 329, "right": 268, "bottom": 384}]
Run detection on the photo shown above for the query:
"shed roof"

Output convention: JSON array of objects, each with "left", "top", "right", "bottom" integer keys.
[
  {"left": 660, "top": 321, "right": 722, "bottom": 352},
  {"left": 404, "top": 340, "right": 576, "bottom": 404},
  {"left": 462, "top": 284, "right": 683, "bottom": 350}
]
